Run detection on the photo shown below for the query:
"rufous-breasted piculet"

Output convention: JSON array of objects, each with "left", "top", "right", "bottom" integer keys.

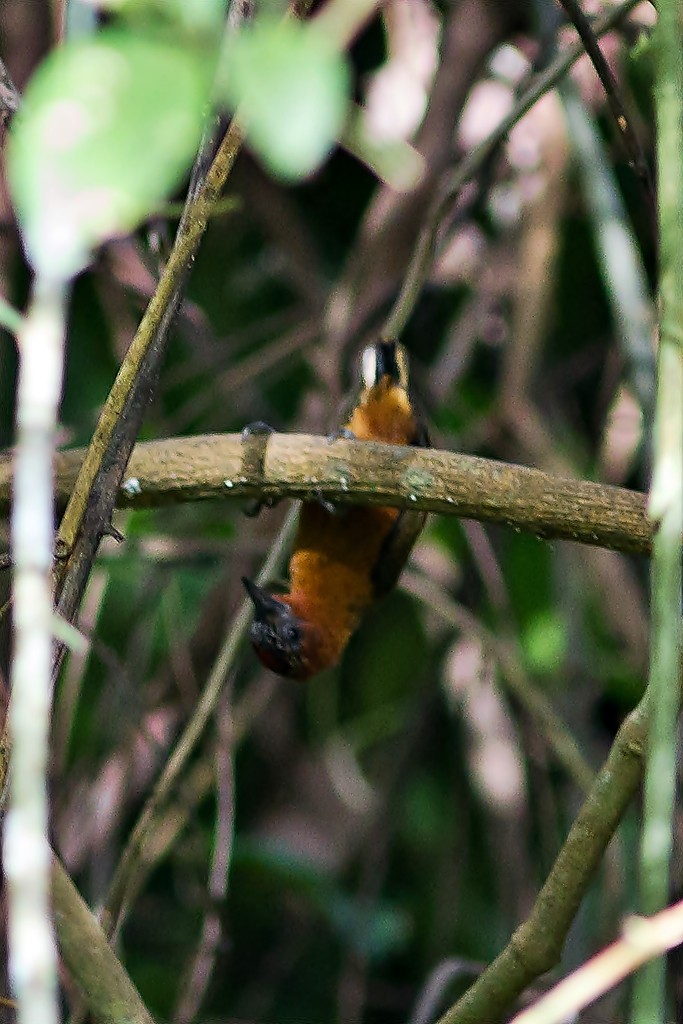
[{"left": 242, "top": 340, "right": 429, "bottom": 681}]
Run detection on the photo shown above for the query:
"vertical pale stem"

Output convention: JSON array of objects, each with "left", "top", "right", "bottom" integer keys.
[
  {"left": 632, "top": 1, "right": 683, "bottom": 1020},
  {"left": 4, "top": 277, "right": 66, "bottom": 1024}
]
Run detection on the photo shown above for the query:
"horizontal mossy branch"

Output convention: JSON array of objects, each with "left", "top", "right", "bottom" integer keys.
[{"left": 0, "top": 432, "right": 651, "bottom": 556}]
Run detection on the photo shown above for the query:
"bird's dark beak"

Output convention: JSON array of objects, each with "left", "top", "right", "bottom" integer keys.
[{"left": 241, "top": 577, "right": 285, "bottom": 620}]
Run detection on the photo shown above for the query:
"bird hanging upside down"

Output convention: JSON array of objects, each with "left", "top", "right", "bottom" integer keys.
[{"left": 242, "top": 340, "right": 429, "bottom": 681}]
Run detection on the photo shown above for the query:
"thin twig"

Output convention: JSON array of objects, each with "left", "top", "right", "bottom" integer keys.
[
  {"left": 560, "top": 82, "right": 656, "bottom": 424},
  {"left": 404, "top": 573, "right": 595, "bottom": 795},
  {"left": 409, "top": 960, "right": 485, "bottom": 1024},
  {"left": 512, "top": 900, "right": 683, "bottom": 1024},
  {"left": 556, "top": 0, "right": 654, "bottom": 203},
  {"left": 99, "top": 507, "right": 298, "bottom": 942},
  {"left": 172, "top": 697, "right": 235, "bottom": 1024},
  {"left": 82, "top": 675, "right": 280, "bottom": 964},
  {"left": 4, "top": 36, "right": 244, "bottom": 1024}
]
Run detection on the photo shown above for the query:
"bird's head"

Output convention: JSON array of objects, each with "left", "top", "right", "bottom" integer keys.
[{"left": 242, "top": 577, "right": 321, "bottom": 680}]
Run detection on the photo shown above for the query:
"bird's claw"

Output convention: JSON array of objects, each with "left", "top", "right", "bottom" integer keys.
[
  {"left": 327, "top": 426, "right": 356, "bottom": 444},
  {"left": 315, "top": 488, "right": 348, "bottom": 517},
  {"left": 242, "top": 420, "right": 274, "bottom": 441},
  {"left": 241, "top": 422, "right": 277, "bottom": 516},
  {"left": 243, "top": 496, "right": 280, "bottom": 518}
]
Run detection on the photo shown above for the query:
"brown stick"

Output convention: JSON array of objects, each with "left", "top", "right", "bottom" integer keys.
[
  {"left": 0, "top": 433, "right": 650, "bottom": 556},
  {"left": 51, "top": 858, "right": 154, "bottom": 1024}
]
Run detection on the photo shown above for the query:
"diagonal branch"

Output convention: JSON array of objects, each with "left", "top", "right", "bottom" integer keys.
[
  {"left": 52, "top": 116, "right": 244, "bottom": 628},
  {"left": 556, "top": 0, "right": 653, "bottom": 202},
  {"left": 51, "top": 857, "right": 154, "bottom": 1024},
  {"left": 436, "top": 695, "right": 652, "bottom": 1024}
]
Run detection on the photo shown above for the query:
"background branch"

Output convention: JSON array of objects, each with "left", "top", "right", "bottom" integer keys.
[
  {"left": 512, "top": 898, "right": 683, "bottom": 1024},
  {"left": 99, "top": 508, "right": 298, "bottom": 943},
  {"left": 436, "top": 695, "right": 652, "bottom": 1024},
  {"left": 51, "top": 857, "right": 154, "bottom": 1024},
  {"left": 556, "top": 0, "right": 653, "bottom": 201},
  {"left": 382, "top": 0, "right": 645, "bottom": 341}
]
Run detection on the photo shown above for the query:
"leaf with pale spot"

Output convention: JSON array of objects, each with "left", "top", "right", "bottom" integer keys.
[
  {"left": 7, "top": 31, "right": 211, "bottom": 281},
  {"left": 220, "top": 19, "right": 349, "bottom": 181}
]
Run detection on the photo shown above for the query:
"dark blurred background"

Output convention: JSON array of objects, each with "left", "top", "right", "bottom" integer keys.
[{"left": 0, "top": 1, "right": 659, "bottom": 1022}]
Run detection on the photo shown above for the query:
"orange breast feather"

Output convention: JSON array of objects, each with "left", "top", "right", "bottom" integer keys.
[
  {"left": 243, "top": 342, "right": 428, "bottom": 681},
  {"left": 284, "top": 380, "right": 419, "bottom": 670}
]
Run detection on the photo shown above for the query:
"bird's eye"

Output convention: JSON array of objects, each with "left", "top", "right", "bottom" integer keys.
[{"left": 281, "top": 623, "right": 300, "bottom": 646}]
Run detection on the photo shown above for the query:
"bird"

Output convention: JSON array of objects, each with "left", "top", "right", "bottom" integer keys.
[{"left": 242, "top": 339, "right": 428, "bottom": 680}]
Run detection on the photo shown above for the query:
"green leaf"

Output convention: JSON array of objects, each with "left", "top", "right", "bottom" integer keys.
[
  {"left": 343, "top": 104, "right": 424, "bottom": 190},
  {"left": 97, "top": 0, "right": 228, "bottom": 34},
  {"left": 324, "top": 892, "right": 410, "bottom": 958},
  {"left": 7, "top": 30, "right": 211, "bottom": 280},
  {"left": 523, "top": 609, "right": 568, "bottom": 675},
  {"left": 220, "top": 19, "right": 349, "bottom": 181},
  {"left": 0, "top": 297, "right": 22, "bottom": 334}
]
